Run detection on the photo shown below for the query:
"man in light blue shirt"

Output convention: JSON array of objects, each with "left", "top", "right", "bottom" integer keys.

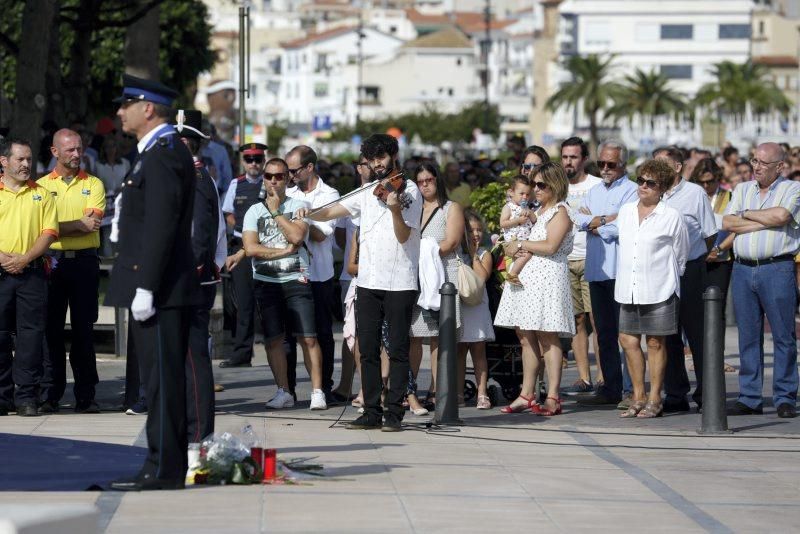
[
  {"left": 575, "top": 139, "right": 638, "bottom": 406},
  {"left": 202, "top": 131, "right": 233, "bottom": 195}
]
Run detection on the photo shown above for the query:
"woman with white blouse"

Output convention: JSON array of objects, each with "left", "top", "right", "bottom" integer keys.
[{"left": 615, "top": 159, "right": 689, "bottom": 419}]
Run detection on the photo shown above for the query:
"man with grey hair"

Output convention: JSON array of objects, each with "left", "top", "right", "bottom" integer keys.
[
  {"left": 723, "top": 142, "right": 800, "bottom": 418},
  {"left": 575, "top": 139, "right": 638, "bottom": 407}
]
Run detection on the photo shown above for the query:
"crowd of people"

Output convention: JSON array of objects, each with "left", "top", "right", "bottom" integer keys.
[{"left": 2, "top": 74, "right": 800, "bottom": 489}]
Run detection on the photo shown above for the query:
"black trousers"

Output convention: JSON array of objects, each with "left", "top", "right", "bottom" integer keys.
[
  {"left": 129, "top": 306, "right": 192, "bottom": 481},
  {"left": 589, "top": 279, "right": 623, "bottom": 400},
  {"left": 228, "top": 244, "right": 256, "bottom": 364},
  {"left": 41, "top": 254, "right": 100, "bottom": 404},
  {"left": 706, "top": 260, "right": 733, "bottom": 322},
  {"left": 0, "top": 268, "right": 47, "bottom": 408},
  {"left": 665, "top": 258, "right": 706, "bottom": 406},
  {"left": 356, "top": 287, "right": 417, "bottom": 419},
  {"left": 186, "top": 285, "right": 216, "bottom": 443},
  {"left": 285, "top": 279, "right": 336, "bottom": 392}
]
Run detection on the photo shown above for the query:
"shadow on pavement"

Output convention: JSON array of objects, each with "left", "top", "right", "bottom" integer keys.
[{"left": 0, "top": 433, "right": 145, "bottom": 491}]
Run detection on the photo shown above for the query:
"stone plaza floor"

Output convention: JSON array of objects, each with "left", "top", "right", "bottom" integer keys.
[{"left": 1, "top": 325, "right": 800, "bottom": 533}]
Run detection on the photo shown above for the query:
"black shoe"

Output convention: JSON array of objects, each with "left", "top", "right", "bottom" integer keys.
[
  {"left": 345, "top": 414, "right": 382, "bottom": 430},
  {"left": 728, "top": 401, "right": 763, "bottom": 416},
  {"left": 75, "top": 400, "right": 100, "bottom": 414},
  {"left": 218, "top": 359, "right": 252, "bottom": 368},
  {"left": 576, "top": 393, "right": 621, "bottom": 406},
  {"left": 110, "top": 473, "right": 185, "bottom": 491},
  {"left": 327, "top": 391, "right": 349, "bottom": 406},
  {"left": 39, "top": 400, "right": 60, "bottom": 414},
  {"left": 125, "top": 399, "right": 148, "bottom": 415},
  {"left": 663, "top": 399, "right": 691, "bottom": 413},
  {"left": 381, "top": 414, "right": 403, "bottom": 432},
  {"left": 0, "top": 406, "right": 8, "bottom": 416},
  {"left": 16, "top": 404, "right": 39, "bottom": 417},
  {"left": 777, "top": 404, "right": 797, "bottom": 418}
]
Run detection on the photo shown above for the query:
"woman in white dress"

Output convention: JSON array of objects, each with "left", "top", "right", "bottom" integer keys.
[
  {"left": 494, "top": 162, "right": 575, "bottom": 416},
  {"left": 458, "top": 209, "right": 495, "bottom": 409}
]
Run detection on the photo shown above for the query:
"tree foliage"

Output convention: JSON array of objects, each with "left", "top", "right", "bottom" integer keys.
[
  {"left": 608, "top": 69, "right": 687, "bottom": 126},
  {"left": 694, "top": 60, "right": 791, "bottom": 115},
  {"left": 330, "top": 102, "right": 501, "bottom": 145},
  {"left": 0, "top": 0, "right": 215, "bottom": 123},
  {"left": 546, "top": 54, "right": 624, "bottom": 150}
]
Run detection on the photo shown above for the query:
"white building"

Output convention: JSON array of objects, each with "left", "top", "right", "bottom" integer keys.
[
  {"left": 360, "top": 26, "right": 483, "bottom": 119},
  {"left": 548, "top": 0, "right": 754, "bottom": 141},
  {"left": 276, "top": 27, "right": 404, "bottom": 127}
]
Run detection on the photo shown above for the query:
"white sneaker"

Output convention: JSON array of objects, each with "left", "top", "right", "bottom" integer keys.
[
  {"left": 310, "top": 389, "right": 327, "bottom": 410},
  {"left": 266, "top": 388, "right": 294, "bottom": 409}
]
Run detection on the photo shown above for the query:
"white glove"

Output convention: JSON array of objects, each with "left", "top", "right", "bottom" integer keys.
[{"left": 131, "top": 288, "right": 156, "bottom": 322}]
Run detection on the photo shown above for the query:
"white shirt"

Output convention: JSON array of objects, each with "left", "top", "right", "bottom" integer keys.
[
  {"left": 566, "top": 173, "right": 602, "bottom": 261},
  {"left": 662, "top": 179, "right": 717, "bottom": 261},
  {"left": 615, "top": 200, "right": 689, "bottom": 305},
  {"left": 287, "top": 177, "right": 340, "bottom": 282},
  {"left": 339, "top": 180, "right": 422, "bottom": 291}
]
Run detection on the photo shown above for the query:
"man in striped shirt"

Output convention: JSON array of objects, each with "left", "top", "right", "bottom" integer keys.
[{"left": 723, "top": 142, "right": 800, "bottom": 419}]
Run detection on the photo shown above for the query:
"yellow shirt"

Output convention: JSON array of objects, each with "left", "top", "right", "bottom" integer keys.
[
  {"left": 0, "top": 177, "right": 59, "bottom": 254},
  {"left": 37, "top": 169, "right": 106, "bottom": 251}
]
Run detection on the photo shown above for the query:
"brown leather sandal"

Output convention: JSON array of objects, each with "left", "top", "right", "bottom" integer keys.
[{"left": 620, "top": 400, "right": 646, "bottom": 418}]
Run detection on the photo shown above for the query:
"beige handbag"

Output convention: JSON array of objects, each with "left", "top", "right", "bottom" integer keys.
[{"left": 456, "top": 254, "right": 485, "bottom": 306}]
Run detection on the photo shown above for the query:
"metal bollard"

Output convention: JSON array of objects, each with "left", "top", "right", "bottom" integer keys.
[
  {"left": 699, "top": 285, "right": 731, "bottom": 434},
  {"left": 435, "top": 282, "right": 462, "bottom": 425}
]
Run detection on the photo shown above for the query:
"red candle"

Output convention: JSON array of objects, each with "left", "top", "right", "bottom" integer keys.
[
  {"left": 250, "top": 446, "right": 264, "bottom": 472},
  {"left": 263, "top": 448, "right": 277, "bottom": 480}
]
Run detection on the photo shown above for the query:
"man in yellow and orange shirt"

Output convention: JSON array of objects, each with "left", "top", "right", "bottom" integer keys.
[
  {"left": 0, "top": 138, "right": 59, "bottom": 417},
  {"left": 36, "top": 129, "right": 106, "bottom": 414}
]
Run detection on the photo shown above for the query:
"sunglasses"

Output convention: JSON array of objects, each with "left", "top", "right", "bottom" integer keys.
[
  {"left": 697, "top": 179, "right": 717, "bottom": 185},
  {"left": 264, "top": 172, "right": 286, "bottom": 181},
  {"left": 533, "top": 181, "right": 548, "bottom": 190},
  {"left": 636, "top": 177, "right": 659, "bottom": 188},
  {"left": 287, "top": 166, "right": 304, "bottom": 175},
  {"left": 416, "top": 178, "right": 435, "bottom": 186},
  {"left": 521, "top": 163, "right": 539, "bottom": 171},
  {"left": 243, "top": 156, "right": 264, "bottom": 164},
  {"left": 597, "top": 160, "right": 619, "bottom": 169}
]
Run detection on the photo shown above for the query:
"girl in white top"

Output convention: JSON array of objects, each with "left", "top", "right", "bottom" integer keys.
[
  {"left": 615, "top": 159, "right": 689, "bottom": 419},
  {"left": 459, "top": 209, "right": 495, "bottom": 409}
]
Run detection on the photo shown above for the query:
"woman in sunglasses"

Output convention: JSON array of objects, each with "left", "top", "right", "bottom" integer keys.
[
  {"left": 494, "top": 162, "right": 575, "bottom": 416},
  {"left": 615, "top": 159, "right": 689, "bottom": 419}
]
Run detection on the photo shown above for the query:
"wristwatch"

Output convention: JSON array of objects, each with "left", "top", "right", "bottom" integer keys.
[
  {"left": 600, "top": 216, "right": 607, "bottom": 226},
  {"left": 712, "top": 245, "right": 722, "bottom": 255},
  {"left": 516, "top": 241, "right": 523, "bottom": 251}
]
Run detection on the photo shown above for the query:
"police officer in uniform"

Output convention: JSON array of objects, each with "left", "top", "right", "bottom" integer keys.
[
  {"left": 106, "top": 75, "right": 200, "bottom": 491},
  {"left": 175, "top": 109, "right": 222, "bottom": 442},
  {"left": 219, "top": 142, "right": 268, "bottom": 368},
  {"left": 0, "top": 138, "right": 59, "bottom": 417},
  {"left": 38, "top": 128, "right": 106, "bottom": 414}
]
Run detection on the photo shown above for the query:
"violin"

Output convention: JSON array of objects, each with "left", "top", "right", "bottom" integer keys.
[{"left": 372, "top": 169, "right": 406, "bottom": 204}]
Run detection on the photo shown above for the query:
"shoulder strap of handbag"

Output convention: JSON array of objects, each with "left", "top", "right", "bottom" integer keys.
[{"left": 420, "top": 205, "right": 441, "bottom": 235}]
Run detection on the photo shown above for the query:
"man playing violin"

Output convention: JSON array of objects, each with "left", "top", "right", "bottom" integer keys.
[{"left": 295, "top": 134, "right": 422, "bottom": 431}]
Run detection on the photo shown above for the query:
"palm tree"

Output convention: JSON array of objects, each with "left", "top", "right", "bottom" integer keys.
[
  {"left": 608, "top": 69, "right": 687, "bottom": 128},
  {"left": 546, "top": 54, "right": 623, "bottom": 151},
  {"left": 694, "top": 60, "right": 791, "bottom": 115}
]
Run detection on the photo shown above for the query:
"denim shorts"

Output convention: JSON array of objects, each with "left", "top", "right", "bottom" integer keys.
[
  {"left": 619, "top": 294, "right": 679, "bottom": 336},
  {"left": 254, "top": 280, "right": 316, "bottom": 340}
]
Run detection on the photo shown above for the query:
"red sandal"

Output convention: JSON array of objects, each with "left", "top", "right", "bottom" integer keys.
[
  {"left": 500, "top": 394, "right": 537, "bottom": 414},
  {"left": 532, "top": 396, "right": 562, "bottom": 416}
]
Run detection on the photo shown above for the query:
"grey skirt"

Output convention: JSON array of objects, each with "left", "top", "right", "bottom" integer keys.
[{"left": 619, "top": 294, "right": 679, "bottom": 336}]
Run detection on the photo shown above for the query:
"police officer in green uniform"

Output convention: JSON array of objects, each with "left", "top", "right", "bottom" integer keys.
[{"left": 106, "top": 75, "right": 201, "bottom": 491}]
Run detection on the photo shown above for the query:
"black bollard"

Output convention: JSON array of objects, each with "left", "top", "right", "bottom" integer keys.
[
  {"left": 435, "top": 282, "right": 462, "bottom": 425},
  {"left": 699, "top": 285, "right": 731, "bottom": 434}
]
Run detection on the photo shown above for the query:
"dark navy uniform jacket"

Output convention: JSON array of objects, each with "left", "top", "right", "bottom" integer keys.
[
  {"left": 192, "top": 160, "right": 221, "bottom": 285},
  {"left": 105, "top": 125, "right": 201, "bottom": 309}
]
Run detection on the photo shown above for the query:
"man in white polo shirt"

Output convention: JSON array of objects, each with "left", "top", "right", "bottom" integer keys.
[{"left": 284, "top": 145, "right": 340, "bottom": 404}]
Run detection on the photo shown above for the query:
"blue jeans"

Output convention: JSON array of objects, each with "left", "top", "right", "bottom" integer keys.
[{"left": 731, "top": 260, "right": 798, "bottom": 408}]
